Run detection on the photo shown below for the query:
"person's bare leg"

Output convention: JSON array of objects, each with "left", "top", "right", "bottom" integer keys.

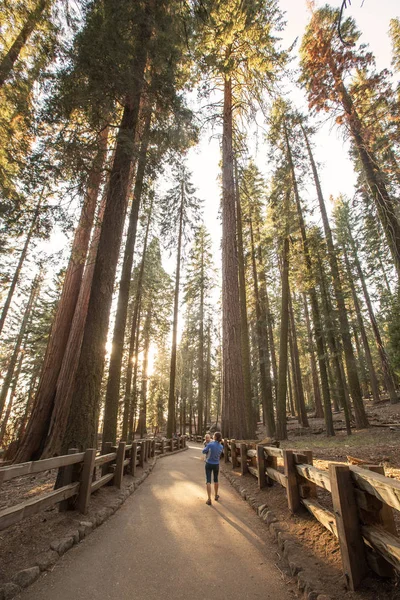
[
  {"left": 214, "top": 482, "right": 219, "bottom": 500},
  {"left": 206, "top": 483, "right": 212, "bottom": 503}
]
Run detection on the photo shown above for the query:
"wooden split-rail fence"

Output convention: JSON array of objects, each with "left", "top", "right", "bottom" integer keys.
[
  {"left": 224, "top": 439, "right": 400, "bottom": 591},
  {"left": 0, "top": 436, "right": 186, "bottom": 533}
]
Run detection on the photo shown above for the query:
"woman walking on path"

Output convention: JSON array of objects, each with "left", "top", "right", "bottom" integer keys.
[{"left": 202, "top": 431, "right": 224, "bottom": 505}]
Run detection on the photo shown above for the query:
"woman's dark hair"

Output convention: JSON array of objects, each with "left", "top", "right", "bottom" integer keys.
[{"left": 214, "top": 432, "right": 222, "bottom": 442}]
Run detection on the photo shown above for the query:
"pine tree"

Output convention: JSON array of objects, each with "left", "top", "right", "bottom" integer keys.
[
  {"left": 300, "top": 6, "right": 400, "bottom": 278},
  {"left": 184, "top": 225, "right": 215, "bottom": 436},
  {"left": 160, "top": 161, "right": 202, "bottom": 437}
]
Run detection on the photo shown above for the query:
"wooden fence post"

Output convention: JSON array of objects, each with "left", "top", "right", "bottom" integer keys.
[
  {"left": 161, "top": 439, "right": 165, "bottom": 455},
  {"left": 59, "top": 448, "right": 79, "bottom": 512},
  {"left": 138, "top": 441, "right": 145, "bottom": 468},
  {"left": 294, "top": 451, "right": 317, "bottom": 499},
  {"left": 330, "top": 464, "right": 368, "bottom": 591},
  {"left": 223, "top": 439, "right": 229, "bottom": 463},
  {"left": 363, "top": 465, "right": 397, "bottom": 534},
  {"left": 114, "top": 441, "right": 126, "bottom": 489},
  {"left": 240, "top": 443, "right": 248, "bottom": 475},
  {"left": 359, "top": 465, "right": 396, "bottom": 578},
  {"left": 147, "top": 440, "right": 151, "bottom": 459},
  {"left": 130, "top": 442, "right": 138, "bottom": 477},
  {"left": 283, "top": 450, "right": 300, "bottom": 513},
  {"left": 231, "top": 440, "right": 238, "bottom": 468},
  {"left": 257, "top": 445, "right": 267, "bottom": 490},
  {"left": 78, "top": 448, "right": 96, "bottom": 514}
]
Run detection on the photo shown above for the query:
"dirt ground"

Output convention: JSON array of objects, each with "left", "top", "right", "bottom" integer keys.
[
  {"left": 0, "top": 465, "right": 144, "bottom": 584},
  {"left": 247, "top": 399, "right": 400, "bottom": 600}
]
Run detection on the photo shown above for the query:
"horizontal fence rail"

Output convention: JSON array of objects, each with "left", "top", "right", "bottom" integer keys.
[
  {"left": 223, "top": 438, "right": 400, "bottom": 591},
  {"left": 0, "top": 436, "right": 187, "bottom": 533}
]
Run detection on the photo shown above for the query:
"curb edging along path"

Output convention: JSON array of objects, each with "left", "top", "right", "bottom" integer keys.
[
  {"left": 0, "top": 446, "right": 188, "bottom": 600},
  {"left": 221, "top": 466, "right": 333, "bottom": 600}
]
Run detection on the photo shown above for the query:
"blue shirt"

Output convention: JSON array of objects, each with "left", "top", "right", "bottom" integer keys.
[{"left": 202, "top": 441, "right": 223, "bottom": 464}]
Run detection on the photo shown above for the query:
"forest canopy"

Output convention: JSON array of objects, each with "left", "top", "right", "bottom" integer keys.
[{"left": 0, "top": 0, "right": 399, "bottom": 460}]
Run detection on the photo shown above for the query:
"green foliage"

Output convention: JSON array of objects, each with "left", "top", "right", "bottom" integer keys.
[
  {"left": 193, "top": 0, "right": 285, "bottom": 95},
  {"left": 159, "top": 160, "right": 202, "bottom": 249}
]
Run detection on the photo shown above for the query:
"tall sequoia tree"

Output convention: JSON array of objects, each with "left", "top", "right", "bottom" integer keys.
[
  {"left": 62, "top": 0, "right": 156, "bottom": 452},
  {"left": 14, "top": 128, "right": 108, "bottom": 461},
  {"left": 194, "top": 0, "right": 285, "bottom": 438},
  {"left": 102, "top": 0, "right": 196, "bottom": 444}
]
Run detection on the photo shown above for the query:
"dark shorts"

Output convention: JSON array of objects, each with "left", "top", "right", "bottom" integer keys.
[{"left": 205, "top": 462, "right": 219, "bottom": 484}]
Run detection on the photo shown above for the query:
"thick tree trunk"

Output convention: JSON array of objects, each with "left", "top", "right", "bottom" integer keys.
[
  {"left": 41, "top": 185, "right": 108, "bottom": 458},
  {"left": 0, "top": 0, "right": 50, "bottom": 87},
  {"left": 63, "top": 5, "right": 152, "bottom": 452},
  {"left": 103, "top": 111, "right": 152, "bottom": 444},
  {"left": 235, "top": 159, "right": 255, "bottom": 436},
  {"left": 0, "top": 190, "right": 43, "bottom": 336},
  {"left": 64, "top": 123, "right": 139, "bottom": 450},
  {"left": 166, "top": 190, "right": 184, "bottom": 438},
  {"left": 249, "top": 218, "right": 275, "bottom": 436},
  {"left": 14, "top": 129, "right": 108, "bottom": 462},
  {"left": 220, "top": 74, "right": 247, "bottom": 440},
  {"left": 302, "top": 123, "right": 368, "bottom": 428}
]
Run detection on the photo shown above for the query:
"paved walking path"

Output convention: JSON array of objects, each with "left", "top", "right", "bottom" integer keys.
[{"left": 17, "top": 444, "right": 294, "bottom": 600}]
